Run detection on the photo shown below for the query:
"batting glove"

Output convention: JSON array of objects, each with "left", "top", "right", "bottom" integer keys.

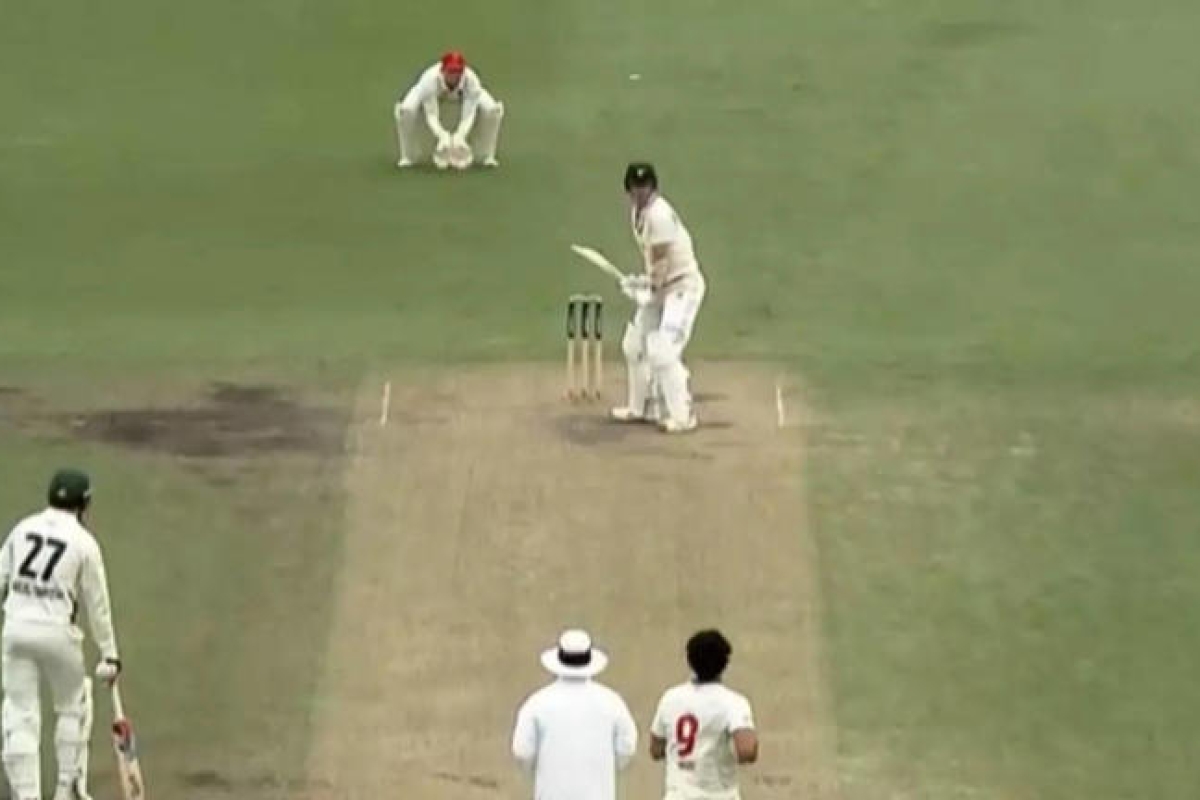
[
  {"left": 95, "top": 657, "right": 122, "bottom": 684},
  {"left": 620, "top": 275, "right": 653, "bottom": 304}
]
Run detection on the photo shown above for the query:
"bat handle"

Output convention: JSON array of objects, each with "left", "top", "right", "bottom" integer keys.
[{"left": 111, "top": 683, "right": 126, "bottom": 720}]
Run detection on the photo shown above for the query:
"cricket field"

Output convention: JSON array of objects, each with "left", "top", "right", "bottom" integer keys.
[{"left": 2, "top": 0, "right": 1199, "bottom": 797}]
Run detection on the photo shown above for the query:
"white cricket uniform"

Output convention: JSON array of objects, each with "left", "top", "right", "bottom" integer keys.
[
  {"left": 393, "top": 63, "right": 505, "bottom": 164},
  {"left": 512, "top": 677, "right": 638, "bottom": 800},
  {"left": 651, "top": 682, "right": 755, "bottom": 800},
  {"left": 0, "top": 508, "right": 118, "bottom": 800},
  {"left": 623, "top": 193, "right": 707, "bottom": 424}
]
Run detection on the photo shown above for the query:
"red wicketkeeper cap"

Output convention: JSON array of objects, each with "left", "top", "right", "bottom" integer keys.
[{"left": 441, "top": 51, "right": 467, "bottom": 73}]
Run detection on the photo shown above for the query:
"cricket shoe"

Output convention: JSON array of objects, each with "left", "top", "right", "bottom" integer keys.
[
  {"left": 482, "top": 157, "right": 499, "bottom": 168},
  {"left": 396, "top": 158, "right": 414, "bottom": 169},
  {"left": 611, "top": 406, "right": 653, "bottom": 423},
  {"left": 659, "top": 413, "right": 698, "bottom": 434},
  {"left": 53, "top": 779, "right": 93, "bottom": 800}
]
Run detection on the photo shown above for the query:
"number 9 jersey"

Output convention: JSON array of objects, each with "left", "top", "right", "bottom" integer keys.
[
  {"left": 0, "top": 508, "right": 118, "bottom": 660},
  {"left": 651, "top": 681, "right": 756, "bottom": 800}
]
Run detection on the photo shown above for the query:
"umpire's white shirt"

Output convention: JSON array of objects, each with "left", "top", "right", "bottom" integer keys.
[{"left": 512, "top": 677, "right": 638, "bottom": 800}]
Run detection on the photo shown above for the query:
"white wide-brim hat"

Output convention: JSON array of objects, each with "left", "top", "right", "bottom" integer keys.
[{"left": 540, "top": 629, "right": 609, "bottom": 678}]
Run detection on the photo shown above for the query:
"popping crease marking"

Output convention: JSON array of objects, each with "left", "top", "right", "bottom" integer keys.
[{"left": 380, "top": 381, "right": 391, "bottom": 426}]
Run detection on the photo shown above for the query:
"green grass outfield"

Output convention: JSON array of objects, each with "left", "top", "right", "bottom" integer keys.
[{"left": 3, "top": 0, "right": 1200, "bottom": 796}]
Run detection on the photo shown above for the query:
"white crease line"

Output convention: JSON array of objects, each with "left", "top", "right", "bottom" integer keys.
[
  {"left": 379, "top": 381, "right": 391, "bottom": 426},
  {"left": 775, "top": 379, "right": 787, "bottom": 428}
]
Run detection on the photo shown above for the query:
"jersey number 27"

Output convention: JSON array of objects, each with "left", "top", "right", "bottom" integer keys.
[{"left": 18, "top": 533, "right": 67, "bottom": 581}]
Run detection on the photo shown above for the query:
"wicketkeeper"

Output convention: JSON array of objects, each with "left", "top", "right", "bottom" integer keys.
[
  {"left": 393, "top": 51, "right": 505, "bottom": 170},
  {"left": 0, "top": 469, "right": 122, "bottom": 800}
]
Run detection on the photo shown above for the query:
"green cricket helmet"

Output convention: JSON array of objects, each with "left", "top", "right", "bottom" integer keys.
[{"left": 47, "top": 468, "right": 92, "bottom": 511}]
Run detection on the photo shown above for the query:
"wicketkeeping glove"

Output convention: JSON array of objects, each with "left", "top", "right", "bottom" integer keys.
[{"left": 448, "top": 141, "right": 473, "bottom": 170}]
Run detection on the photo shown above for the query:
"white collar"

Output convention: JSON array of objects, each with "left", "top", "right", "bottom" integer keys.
[{"left": 43, "top": 507, "right": 78, "bottom": 519}]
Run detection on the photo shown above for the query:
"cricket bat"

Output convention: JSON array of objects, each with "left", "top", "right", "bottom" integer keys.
[
  {"left": 569, "top": 244, "right": 627, "bottom": 283},
  {"left": 111, "top": 684, "right": 146, "bottom": 800}
]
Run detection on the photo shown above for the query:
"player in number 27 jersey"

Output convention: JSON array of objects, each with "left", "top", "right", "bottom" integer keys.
[
  {"left": 0, "top": 469, "right": 121, "bottom": 800},
  {"left": 650, "top": 630, "right": 758, "bottom": 800}
]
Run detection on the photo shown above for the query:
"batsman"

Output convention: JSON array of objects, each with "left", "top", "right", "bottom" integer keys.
[
  {"left": 0, "top": 469, "right": 122, "bottom": 800},
  {"left": 612, "top": 162, "right": 708, "bottom": 433}
]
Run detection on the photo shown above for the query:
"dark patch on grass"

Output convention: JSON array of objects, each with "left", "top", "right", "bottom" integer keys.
[
  {"left": 0, "top": 386, "right": 23, "bottom": 397},
  {"left": 177, "top": 769, "right": 334, "bottom": 793},
  {"left": 921, "top": 19, "right": 1028, "bottom": 49},
  {"left": 178, "top": 769, "right": 233, "bottom": 790},
  {"left": 70, "top": 382, "right": 344, "bottom": 458}
]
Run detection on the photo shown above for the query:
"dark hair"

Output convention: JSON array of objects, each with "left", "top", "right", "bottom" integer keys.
[{"left": 686, "top": 629, "right": 732, "bottom": 683}]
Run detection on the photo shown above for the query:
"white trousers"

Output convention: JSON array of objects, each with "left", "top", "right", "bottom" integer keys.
[
  {"left": 392, "top": 90, "right": 505, "bottom": 164},
  {"left": 621, "top": 272, "right": 707, "bottom": 423},
  {"left": 2, "top": 622, "right": 93, "bottom": 800}
]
